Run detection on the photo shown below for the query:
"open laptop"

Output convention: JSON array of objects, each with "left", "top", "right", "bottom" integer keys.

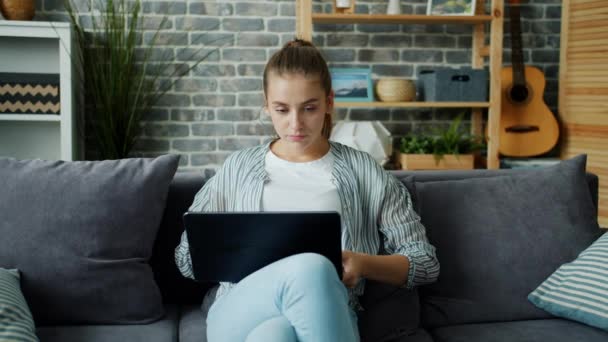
[{"left": 182, "top": 212, "right": 343, "bottom": 283}]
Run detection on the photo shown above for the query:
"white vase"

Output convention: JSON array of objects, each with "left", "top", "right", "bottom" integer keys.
[{"left": 387, "top": 0, "right": 401, "bottom": 15}]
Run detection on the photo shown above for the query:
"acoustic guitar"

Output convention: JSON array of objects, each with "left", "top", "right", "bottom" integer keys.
[{"left": 499, "top": 0, "right": 559, "bottom": 157}]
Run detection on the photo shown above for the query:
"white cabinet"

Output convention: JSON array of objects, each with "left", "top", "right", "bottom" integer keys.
[{"left": 0, "top": 21, "right": 79, "bottom": 161}]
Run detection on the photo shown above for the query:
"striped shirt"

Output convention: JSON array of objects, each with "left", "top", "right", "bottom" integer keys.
[{"left": 175, "top": 140, "right": 439, "bottom": 309}]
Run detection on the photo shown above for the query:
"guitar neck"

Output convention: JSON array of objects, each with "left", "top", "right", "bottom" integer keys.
[{"left": 509, "top": 3, "right": 526, "bottom": 87}]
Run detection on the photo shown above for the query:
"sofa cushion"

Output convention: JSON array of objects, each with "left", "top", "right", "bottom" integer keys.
[
  {"left": 35, "top": 305, "right": 179, "bottom": 342},
  {"left": 0, "top": 268, "right": 37, "bottom": 341},
  {"left": 430, "top": 318, "right": 608, "bottom": 342},
  {"left": 528, "top": 230, "right": 608, "bottom": 331},
  {"left": 415, "top": 155, "right": 602, "bottom": 327},
  {"left": 0, "top": 155, "right": 179, "bottom": 324},
  {"left": 178, "top": 304, "right": 207, "bottom": 342},
  {"left": 151, "top": 172, "right": 213, "bottom": 305},
  {"left": 358, "top": 280, "right": 420, "bottom": 342}
]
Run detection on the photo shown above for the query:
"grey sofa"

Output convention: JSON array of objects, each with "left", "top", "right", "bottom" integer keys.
[{"left": 35, "top": 164, "right": 607, "bottom": 342}]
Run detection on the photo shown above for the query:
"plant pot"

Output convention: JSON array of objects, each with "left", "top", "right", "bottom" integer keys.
[
  {"left": 0, "top": 0, "right": 35, "bottom": 20},
  {"left": 399, "top": 153, "right": 474, "bottom": 170}
]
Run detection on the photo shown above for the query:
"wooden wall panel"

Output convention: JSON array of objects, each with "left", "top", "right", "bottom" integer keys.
[{"left": 560, "top": 0, "right": 608, "bottom": 227}]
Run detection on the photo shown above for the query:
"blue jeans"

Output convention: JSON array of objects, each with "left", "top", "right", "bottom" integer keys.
[{"left": 206, "top": 253, "right": 360, "bottom": 342}]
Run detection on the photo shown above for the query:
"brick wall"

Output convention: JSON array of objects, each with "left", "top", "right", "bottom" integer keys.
[{"left": 36, "top": 0, "right": 562, "bottom": 173}]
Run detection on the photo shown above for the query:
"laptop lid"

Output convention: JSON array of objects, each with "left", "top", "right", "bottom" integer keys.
[{"left": 183, "top": 212, "right": 343, "bottom": 283}]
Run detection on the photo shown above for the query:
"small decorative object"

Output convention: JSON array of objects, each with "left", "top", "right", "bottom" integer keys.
[
  {"left": 398, "top": 113, "right": 485, "bottom": 170},
  {"left": 427, "top": 0, "right": 475, "bottom": 15},
  {"left": 387, "top": 0, "right": 401, "bottom": 15},
  {"left": 0, "top": 0, "right": 35, "bottom": 20},
  {"left": 334, "top": 0, "right": 355, "bottom": 14},
  {"left": 330, "top": 68, "right": 374, "bottom": 102},
  {"left": 0, "top": 73, "right": 60, "bottom": 114},
  {"left": 376, "top": 78, "right": 416, "bottom": 102},
  {"left": 330, "top": 121, "right": 392, "bottom": 166}
]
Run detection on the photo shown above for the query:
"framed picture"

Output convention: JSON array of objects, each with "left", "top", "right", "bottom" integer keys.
[
  {"left": 330, "top": 68, "right": 374, "bottom": 102},
  {"left": 427, "top": 0, "right": 475, "bottom": 15}
]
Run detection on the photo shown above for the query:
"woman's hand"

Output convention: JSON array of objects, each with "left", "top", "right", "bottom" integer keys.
[{"left": 342, "top": 250, "right": 366, "bottom": 288}]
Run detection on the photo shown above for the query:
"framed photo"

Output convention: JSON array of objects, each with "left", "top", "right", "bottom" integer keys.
[
  {"left": 427, "top": 0, "right": 476, "bottom": 15},
  {"left": 330, "top": 68, "right": 374, "bottom": 102}
]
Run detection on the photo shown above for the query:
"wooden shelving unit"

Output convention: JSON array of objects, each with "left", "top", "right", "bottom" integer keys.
[
  {"left": 335, "top": 101, "right": 491, "bottom": 108},
  {"left": 0, "top": 21, "right": 80, "bottom": 161},
  {"left": 296, "top": 0, "right": 505, "bottom": 169},
  {"left": 312, "top": 13, "right": 494, "bottom": 24}
]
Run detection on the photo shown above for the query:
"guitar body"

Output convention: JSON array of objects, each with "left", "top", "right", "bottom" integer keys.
[
  {"left": 499, "top": 0, "right": 560, "bottom": 157},
  {"left": 499, "top": 66, "right": 559, "bottom": 157}
]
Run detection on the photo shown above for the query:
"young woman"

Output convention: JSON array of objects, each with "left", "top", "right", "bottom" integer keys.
[{"left": 175, "top": 39, "right": 439, "bottom": 342}]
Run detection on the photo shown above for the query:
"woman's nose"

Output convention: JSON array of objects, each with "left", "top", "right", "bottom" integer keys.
[{"left": 289, "top": 111, "right": 303, "bottom": 129}]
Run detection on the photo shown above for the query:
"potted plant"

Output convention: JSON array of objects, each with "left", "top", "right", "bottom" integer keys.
[
  {"left": 64, "top": 0, "right": 220, "bottom": 159},
  {"left": 398, "top": 113, "right": 485, "bottom": 170}
]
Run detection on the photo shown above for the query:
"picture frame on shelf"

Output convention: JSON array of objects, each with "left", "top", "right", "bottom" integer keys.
[
  {"left": 330, "top": 68, "right": 374, "bottom": 102},
  {"left": 427, "top": 0, "right": 476, "bottom": 15}
]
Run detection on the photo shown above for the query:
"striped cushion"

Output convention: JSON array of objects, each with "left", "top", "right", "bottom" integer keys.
[
  {"left": 528, "top": 231, "right": 608, "bottom": 331},
  {"left": 0, "top": 269, "right": 38, "bottom": 341}
]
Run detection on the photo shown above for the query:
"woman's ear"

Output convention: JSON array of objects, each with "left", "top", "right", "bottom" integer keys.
[{"left": 327, "top": 90, "right": 335, "bottom": 112}]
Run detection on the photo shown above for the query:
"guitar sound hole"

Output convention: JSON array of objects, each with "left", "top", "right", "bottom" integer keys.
[{"left": 510, "top": 85, "right": 529, "bottom": 103}]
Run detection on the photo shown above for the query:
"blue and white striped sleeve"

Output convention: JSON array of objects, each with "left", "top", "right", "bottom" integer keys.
[
  {"left": 174, "top": 175, "right": 220, "bottom": 280},
  {"left": 378, "top": 174, "right": 440, "bottom": 289}
]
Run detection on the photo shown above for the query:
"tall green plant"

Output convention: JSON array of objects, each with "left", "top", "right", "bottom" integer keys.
[{"left": 64, "top": 0, "right": 218, "bottom": 159}]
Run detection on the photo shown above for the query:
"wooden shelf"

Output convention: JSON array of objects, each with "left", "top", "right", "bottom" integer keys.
[
  {"left": 296, "top": 0, "right": 505, "bottom": 169},
  {"left": 335, "top": 101, "right": 490, "bottom": 108},
  {"left": 0, "top": 114, "right": 61, "bottom": 122},
  {"left": 312, "top": 14, "right": 494, "bottom": 25}
]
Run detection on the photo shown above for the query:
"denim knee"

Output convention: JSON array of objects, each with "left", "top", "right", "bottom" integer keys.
[{"left": 281, "top": 253, "right": 341, "bottom": 286}]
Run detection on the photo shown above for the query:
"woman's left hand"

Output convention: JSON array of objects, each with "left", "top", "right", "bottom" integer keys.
[{"left": 342, "top": 250, "right": 366, "bottom": 288}]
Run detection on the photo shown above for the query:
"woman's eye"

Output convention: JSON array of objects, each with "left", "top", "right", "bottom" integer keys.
[
  {"left": 274, "top": 108, "right": 288, "bottom": 114},
  {"left": 305, "top": 106, "right": 317, "bottom": 112}
]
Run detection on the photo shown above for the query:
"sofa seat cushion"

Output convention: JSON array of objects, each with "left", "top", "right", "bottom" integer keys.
[
  {"left": 430, "top": 318, "right": 608, "bottom": 342},
  {"left": 384, "top": 328, "right": 434, "bottom": 342},
  {"left": 35, "top": 305, "right": 179, "bottom": 342},
  {"left": 179, "top": 304, "right": 207, "bottom": 342}
]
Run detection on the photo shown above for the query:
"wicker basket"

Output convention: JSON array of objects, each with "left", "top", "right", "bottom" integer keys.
[
  {"left": 0, "top": 0, "right": 35, "bottom": 21},
  {"left": 376, "top": 78, "right": 416, "bottom": 102}
]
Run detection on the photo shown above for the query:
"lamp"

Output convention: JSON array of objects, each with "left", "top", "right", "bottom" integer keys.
[{"left": 330, "top": 121, "right": 392, "bottom": 166}]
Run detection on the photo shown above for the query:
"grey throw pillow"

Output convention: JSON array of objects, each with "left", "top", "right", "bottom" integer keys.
[
  {"left": 0, "top": 155, "right": 179, "bottom": 324},
  {"left": 415, "top": 155, "right": 602, "bottom": 328}
]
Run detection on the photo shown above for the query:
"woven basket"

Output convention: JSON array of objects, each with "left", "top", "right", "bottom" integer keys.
[
  {"left": 376, "top": 78, "right": 416, "bottom": 102},
  {"left": 0, "top": 0, "right": 35, "bottom": 21}
]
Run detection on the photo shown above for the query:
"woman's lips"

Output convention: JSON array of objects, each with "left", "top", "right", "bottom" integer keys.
[{"left": 287, "top": 135, "right": 306, "bottom": 141}]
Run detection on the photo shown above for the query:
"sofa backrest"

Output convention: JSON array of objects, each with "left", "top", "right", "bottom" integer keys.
[{"left": 152, "top": 169, "right": 599, "bottom": 305}]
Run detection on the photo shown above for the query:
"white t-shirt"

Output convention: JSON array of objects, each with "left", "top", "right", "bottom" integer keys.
[{"left": 262, "top": 150, "right": 342, "bottom": 215}]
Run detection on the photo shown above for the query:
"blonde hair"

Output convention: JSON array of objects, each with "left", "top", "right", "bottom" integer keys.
[{"left": 263, "top": 39, "right": 333, "bottom": 139}]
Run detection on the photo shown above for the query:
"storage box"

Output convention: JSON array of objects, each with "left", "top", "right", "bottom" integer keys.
[
  {"left": 417, "top": 67, "right": 488, "bottom": 102},
  {"left": 0, "top": 72, "right": 60, "bottom": 114}
]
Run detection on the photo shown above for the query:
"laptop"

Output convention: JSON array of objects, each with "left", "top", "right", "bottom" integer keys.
[{"left": 182, "top": 212, "right": 343, "bottom": 283}]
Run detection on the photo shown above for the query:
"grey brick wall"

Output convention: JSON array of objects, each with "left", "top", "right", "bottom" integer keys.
[{"left": 36, "top": 0, "right": 562, "bottom": 173}]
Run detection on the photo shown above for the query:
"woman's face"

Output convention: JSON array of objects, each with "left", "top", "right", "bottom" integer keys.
[{"left": 264, "top": 71, "right": 334, "bottom": 157}]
